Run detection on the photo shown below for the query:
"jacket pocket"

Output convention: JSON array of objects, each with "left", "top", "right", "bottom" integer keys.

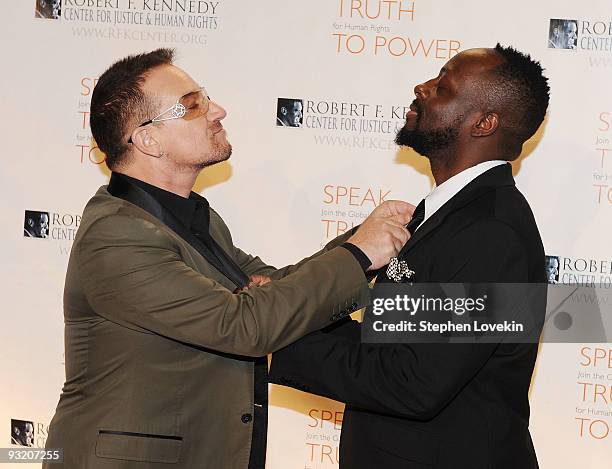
[{"left": 95, "top": 430, "right": 182, "bottom": 463}]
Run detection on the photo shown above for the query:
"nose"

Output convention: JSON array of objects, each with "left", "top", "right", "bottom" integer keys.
[
  {"left": 207, "top": 100, "right": 227, "bottom": 121},
  {"left": 414, "top": 80, "right": 430, "bottom": 100}
]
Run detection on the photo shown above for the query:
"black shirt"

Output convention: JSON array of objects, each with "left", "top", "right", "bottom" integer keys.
[{"left": 118, "top": 174, "right": 210, "bottom": 237}]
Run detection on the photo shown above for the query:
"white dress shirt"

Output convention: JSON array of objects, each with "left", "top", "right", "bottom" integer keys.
[{"left": 420, "top": 160, "right": 508, "bottom": 228}]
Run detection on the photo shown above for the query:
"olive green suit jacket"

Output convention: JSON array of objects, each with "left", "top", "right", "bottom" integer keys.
[{"left": 45, "top": 183, "right": 370, "bottom": 469}]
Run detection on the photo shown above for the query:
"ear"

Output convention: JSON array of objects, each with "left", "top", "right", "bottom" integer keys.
[
  {"left": 130, "top": 127, "right": 164, "bottom": 158},
  {"left": 471, "top": 112, "right": 499, "bottom": 138}
]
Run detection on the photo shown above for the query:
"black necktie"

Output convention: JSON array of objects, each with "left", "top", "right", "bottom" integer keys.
[{"left": 406, "top": 199, "right": 426, "bottom": 234}]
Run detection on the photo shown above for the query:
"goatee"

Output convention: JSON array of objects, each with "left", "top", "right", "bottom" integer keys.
[{"left": 395, "top": 123, "right": 460, "bottom": 157}]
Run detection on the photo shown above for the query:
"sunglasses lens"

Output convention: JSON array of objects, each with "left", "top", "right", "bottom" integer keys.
[{"left": 180, "top": 89, "right": 209, "bottom": 120}]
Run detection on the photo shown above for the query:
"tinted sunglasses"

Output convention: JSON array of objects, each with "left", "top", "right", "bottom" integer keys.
[{"left": 127, "top": 87, "right": 210, "bottom": 143}]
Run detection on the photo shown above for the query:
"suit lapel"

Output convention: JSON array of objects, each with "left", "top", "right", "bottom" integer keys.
[
  {"left": 107, "top": 173, "right": 248, "bottom": 289},
  {"left": 399, "top": 163, "right": 515, "bottom": 257}
]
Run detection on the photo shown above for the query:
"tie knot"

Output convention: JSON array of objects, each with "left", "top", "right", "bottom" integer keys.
[{"left": 406, "top": 199, "right": 426, "bottom": 235}]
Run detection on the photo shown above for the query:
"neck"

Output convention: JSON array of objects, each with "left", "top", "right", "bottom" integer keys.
[
  {"left": 429, "top": 152, "right": 497, "bottom": 186},
  {"left": 118, "top": 166, "right": 199, "bottom": 198},
  {"left": 428, "top": 149, "right": 464, "bottom": 186},
  {"left": 427, "top": 138, "right": 515, "bottom": 185}
]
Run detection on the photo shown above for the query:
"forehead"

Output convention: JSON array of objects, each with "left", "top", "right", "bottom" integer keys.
[
  {"left": 141, "top": 64, "right": 199, "bottom": 101},
  {"left": 441, "top": 48, "right": 504, "bottom": 82}
]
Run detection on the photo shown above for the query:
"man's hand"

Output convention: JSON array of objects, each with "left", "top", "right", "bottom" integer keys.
[
  {"left": 347, "top": 200, "right": 415, "bottom": 271},
  {"left": 236, "top": 275, "right": 271, "bottom": 293},
  {"left": 248, "top": 275, "right": 271, "bottom": 288}
]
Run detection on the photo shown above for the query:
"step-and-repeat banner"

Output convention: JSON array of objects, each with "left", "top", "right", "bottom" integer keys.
[{"left": 1, "top": 1, "right": 610, "bottom": 467}]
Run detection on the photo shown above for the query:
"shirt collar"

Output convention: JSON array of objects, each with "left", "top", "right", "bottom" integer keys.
[
  {"left": 422, "top": 160, "right": 507, "bottom": 225},
  {"left": 113, "top": 173, "right": 209, "bottom": 231}
]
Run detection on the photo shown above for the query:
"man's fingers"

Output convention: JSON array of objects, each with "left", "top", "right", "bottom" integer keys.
[
  {"left": 387, "top": 210, "right": 414, "bottom": 226},
  {"left": 383, "top": 218, "right": 410, "bottom": 231},
  {"left": 383, "top": 219, "right": 409, "bottom": 239},
  {"left": 347, "top": 209, "right": 412, "bottom": 270},
  {"left": 371, "top": 221, "right": 409, "bottom": 255},
  {"left": 390, "top": 230, "right": 406, "bottom": 255},
  {"left": 388, "top": 200, "right": 417, "bottom": 217},
  {"left": 383, "top": 221, "right": 410, "bottom": 246},
  {"left": 376, "top": 200, "right": 416, "bottom": 218},
  {"left": 245, "top": 275, "right": 272, "bottom": 290}
]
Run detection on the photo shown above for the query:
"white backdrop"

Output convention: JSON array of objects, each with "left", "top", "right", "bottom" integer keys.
[{"left": 0, "top": 1, "right": 610, "bottom": 467}]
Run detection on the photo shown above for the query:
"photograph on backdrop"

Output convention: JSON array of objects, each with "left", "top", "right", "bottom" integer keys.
[
  {"left": 23, "top": 210, "right": 50, "bottom": 239},
  {"left": 34, "top": 0, "right": 61, "bottom": 20},
  {"left": 548, "top": 19, "right": 578, "bottom": 50},
  {"left": 11, "top": 420, "right": 34, "bottom": 447},
  {"left": 545, "top": 255, "right": 561, "bottom": 284},
  {"left": 276, "top": 98, "right": 304, "bottom": 128}
]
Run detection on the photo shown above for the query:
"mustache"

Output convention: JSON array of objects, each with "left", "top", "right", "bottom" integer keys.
[
  {"left": 209, "top": 121, "right": 224, "bottom": 133},
  {"left": 410, "top": 99, "right": 423, "bottom": 114}
]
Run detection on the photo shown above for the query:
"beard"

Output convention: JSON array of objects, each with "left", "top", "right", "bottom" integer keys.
[
  {"left": 197, "top": 139, "right": 232, "bottom": 170},
  {"left": 168, "top": 139, "right": 232, "bottom": 172},
  {"left": 395, "top": 118, "right": 460, "bottom": 157}
]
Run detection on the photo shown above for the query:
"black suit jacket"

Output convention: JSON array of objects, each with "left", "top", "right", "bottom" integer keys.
[{"left": 270, "top": 164, "right": 546, "bottom": 469}]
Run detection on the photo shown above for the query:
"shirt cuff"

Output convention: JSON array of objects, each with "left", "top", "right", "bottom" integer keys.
[{"left": 341, "top": 242, "right": 372, "bottom": 272}]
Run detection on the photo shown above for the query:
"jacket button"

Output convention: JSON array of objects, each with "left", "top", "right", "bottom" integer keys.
[{"left": 241, "top": 413, "right": 253, "bottom": 424}]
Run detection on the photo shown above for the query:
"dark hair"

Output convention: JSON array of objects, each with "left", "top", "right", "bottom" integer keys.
[
  {"left": 485, "top": 44, "right": 550, "bottom": 147},
  {"left": 90, "top": 48, "right": 175, "bottom": 170}
]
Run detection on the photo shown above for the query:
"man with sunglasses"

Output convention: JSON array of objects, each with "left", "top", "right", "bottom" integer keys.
[{"left": 44, "top": 49, "right": 413, "bottom": 469}]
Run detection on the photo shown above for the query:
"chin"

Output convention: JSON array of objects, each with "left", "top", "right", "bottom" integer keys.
[
  {"left": 395, "top": 125, "right": 414, "bottom": 148},
  {"left": 200, "top": 144, "right": 232, "bottom": 169},
  {"left": 220, "top": 143, "right": 232, "bottom": 161}
]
